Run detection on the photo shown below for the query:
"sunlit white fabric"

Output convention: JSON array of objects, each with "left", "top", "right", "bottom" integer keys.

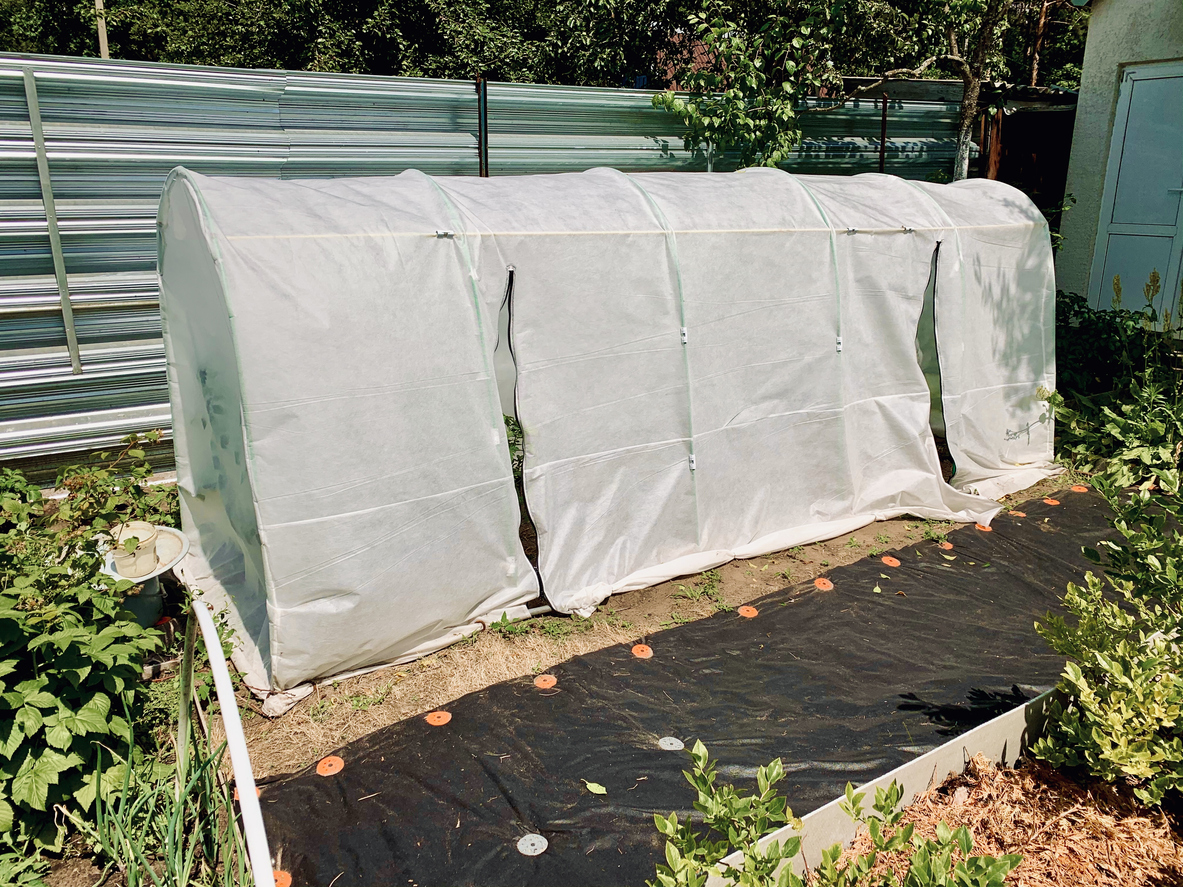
[
  {"left": 159, "top": 167, "right": 1055, "bottom": 693},
  {"left": 159, "top": 169, "right": 538, "bottom": 696}
]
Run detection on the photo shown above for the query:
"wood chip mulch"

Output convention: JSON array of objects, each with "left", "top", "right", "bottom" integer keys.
[{"left": 838, "top": 754, "right": 1183, "bottom": 886}]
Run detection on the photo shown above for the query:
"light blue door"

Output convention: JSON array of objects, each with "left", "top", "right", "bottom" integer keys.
[{"left": 1090, "top": 62, "right": 1183, "bottom": 315}]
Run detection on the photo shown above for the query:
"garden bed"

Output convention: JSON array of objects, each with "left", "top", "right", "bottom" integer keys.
[
  {"left": 236, "top": 472, "right": 1078, "bottom": 780},
  {"left": 252, "top": 485, "right": 1105, "bottom": 886}
]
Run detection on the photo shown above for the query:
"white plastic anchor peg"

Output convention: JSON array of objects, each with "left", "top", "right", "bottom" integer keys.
[{"left": 517, "top": 834, "right": 549, "bottom": 856}]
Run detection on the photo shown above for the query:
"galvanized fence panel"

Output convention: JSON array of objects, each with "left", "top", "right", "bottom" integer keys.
[
  {"left": 487, "top": 81, "right": 961, "bottom": 177},
  {"left": 0, "top": 52, "right": 963, "bottom": 464}
]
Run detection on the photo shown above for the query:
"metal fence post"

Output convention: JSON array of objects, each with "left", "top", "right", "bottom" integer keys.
[
  {"left": 477, "top": 77, "right": 489, "bottom": 177},
  {"left": 878, "top": 92, "right": 889, "bottom": 174},
  {"left": 22, "top": 68, "right": 82, "bottom": 374}
]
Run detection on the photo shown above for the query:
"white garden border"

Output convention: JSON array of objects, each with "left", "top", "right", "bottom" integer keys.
[{"left": 707, "top": 691, "right": 1055, "bottom": 884}]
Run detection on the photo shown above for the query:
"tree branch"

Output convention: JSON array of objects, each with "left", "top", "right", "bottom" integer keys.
[{"left": 804, "top": 55, "right": 966, "bottom": 114}]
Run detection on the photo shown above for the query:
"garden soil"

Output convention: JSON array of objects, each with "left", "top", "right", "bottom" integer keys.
[{"left": 255, "top": 487, "right": 1116, "bottom": 887}]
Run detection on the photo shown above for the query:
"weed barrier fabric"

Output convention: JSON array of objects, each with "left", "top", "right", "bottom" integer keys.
[{"left": 259, "top": 492, "right": 1111, "bottom": 886}]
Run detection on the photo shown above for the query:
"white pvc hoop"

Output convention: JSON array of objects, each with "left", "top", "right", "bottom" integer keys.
[{"left": 185, "top": 601, "right": 276, "bottom": 887}]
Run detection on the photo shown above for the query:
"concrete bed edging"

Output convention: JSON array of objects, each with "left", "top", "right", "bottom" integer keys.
[{"left": 705, "top": 690, "right": 1055, "bottom": 885}]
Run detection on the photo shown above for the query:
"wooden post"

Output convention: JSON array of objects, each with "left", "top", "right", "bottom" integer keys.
[
  {"left": 94, "top": 0, "right": 109, "bottom": 59},
  {"left": 986, "top": 109, "right": 1003, "bottom": 180},
  {"left": 23, "top": 69, "right": 82, "bottom": 374}
]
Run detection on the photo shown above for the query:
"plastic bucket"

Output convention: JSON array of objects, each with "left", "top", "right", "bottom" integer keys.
[{"left": 111, "top": 520, "right": 159, "bottom": 579}]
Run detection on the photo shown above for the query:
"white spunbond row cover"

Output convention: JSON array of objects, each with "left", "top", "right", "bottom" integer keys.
[
  {"left": 158, "top": 167, "right": 1056, "bottom": 701},
  {"left": 158, "top": 170, "right": 539, "bottom": 707},
  {"left": 910, "top": 180, "right": 1059, "bottom": 499}
]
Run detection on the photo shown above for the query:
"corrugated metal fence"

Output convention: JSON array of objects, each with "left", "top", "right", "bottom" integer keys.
[{"left": 0, "top": 52, "right": 964, "bottom": 465}]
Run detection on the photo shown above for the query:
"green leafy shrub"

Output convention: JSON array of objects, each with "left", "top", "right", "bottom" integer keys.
[
  {"left": 1035, "top": 469, "right": 1183, "bottom": 805},
  {"left": 0, "top": 470, "right": 41, "bottom": 532},
  {"left": 1043, "top": 377, "right": 1183, "bottom": 487},
  {"left": 1054, "top": 287, "right": 1154, "bottom": 400},
  {"left": 1085, "top": 471, "right": 1183, "bottom": 602},
  {"left": 1035, "top": 574, "right": 1183, "bottom": 805},
  {"left": 0, "top": 434, "right": 176, "bottom": 849},
  {"left": 1037, "top": 270, "right": 1183, "bottom": 803},
  {"left": 0, "top": 850, "right": 48, "bottom": 887},
  {"left": 819, "top": 784, "right": 1019, "bottom": 887},
  {"left": 649, "top": 741, "right": 1020, "bottom": 887},
  {"left": 650, "top": 740, "right": 802, "bottom": 887},
  {"left": 1046, "top": 273, "right": 1183, "bottom": 487}
]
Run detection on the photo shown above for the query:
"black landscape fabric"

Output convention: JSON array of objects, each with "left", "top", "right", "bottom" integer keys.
[{"left": 259, "top": 490, "right": 1112, "bottom": 887}]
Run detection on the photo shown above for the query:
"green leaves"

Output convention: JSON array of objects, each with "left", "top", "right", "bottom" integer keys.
[
  {"left": 652, "top": 0, "right": 840, "bottom": 170},
  {"left": 53, "top": 692, "right": 113, "bottom": 736},
  {"left": 1050, "top": 279, "right": 1183, "bottom": 487},
  {"left": 650, "top": 740, "right": 801, "bottom": 887},
  {"left": 652, "top": 747, "right": 1023, "bottom": 887},
  {"left": 582, "top": 780, "right": 608, "bottom": 795},
  {"left": 0, "top": 437, "right": 169, "bottom": 848},
  {"left": 11, "top": 749, "right": 82, "bottom": 810},
  {"left": 1034, "top": 474, "right": 1183, "bottom": 805}
]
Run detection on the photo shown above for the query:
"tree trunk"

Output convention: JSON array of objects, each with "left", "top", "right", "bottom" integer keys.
[
  {"left": 1030, "top": 0, "right": 1051, "bottom": 87},
  {"left": 953, "top": 75, "right": 980, "bottom": 181}
]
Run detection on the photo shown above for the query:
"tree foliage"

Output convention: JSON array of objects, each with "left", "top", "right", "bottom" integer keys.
[
  {"left": 0, "top": 0, "right": 697, "bottom": 87},
  {"left": 652, "top": 1, "right": 841, "bottom": 169},
  {"left": 1, "top": 0, "right": 1085, "bottom": 93},
  {"left": 2, "top": 0, "right": 1089, "bottom": 182},
  {"left": 654, "top": 0, "right": 1022, "bottom": 176}
]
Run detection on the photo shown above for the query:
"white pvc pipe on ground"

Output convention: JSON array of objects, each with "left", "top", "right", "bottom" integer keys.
[{"left": 189, "top": 601, "right": 276, "bottom": 887}]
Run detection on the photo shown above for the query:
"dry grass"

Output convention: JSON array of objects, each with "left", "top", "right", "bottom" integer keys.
[{"left": 840, "top": 754, "right": 1183, "bottom": 887}]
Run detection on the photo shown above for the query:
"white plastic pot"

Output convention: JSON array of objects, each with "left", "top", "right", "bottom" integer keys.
[{"left": 111, "top": 520, "right": 159, "bottom": 579}]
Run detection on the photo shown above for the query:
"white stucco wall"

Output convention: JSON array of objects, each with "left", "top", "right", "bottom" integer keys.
[{"left": 1056, "top": 0, "right": 1183, "bottom": 296}]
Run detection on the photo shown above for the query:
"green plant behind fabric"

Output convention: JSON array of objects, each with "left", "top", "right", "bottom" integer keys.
[
  {"left": 505, "top": 414, "right": 525, "bottom": 482},
  {"left": 648, "top": 740, "right": 1020, "bottom": 886},
  {"left": 0, "top": 434, "right": 176, "bottom": 850},
  {"left": 1035, "top": 469, "right": 1183, "bottom": 805}
]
